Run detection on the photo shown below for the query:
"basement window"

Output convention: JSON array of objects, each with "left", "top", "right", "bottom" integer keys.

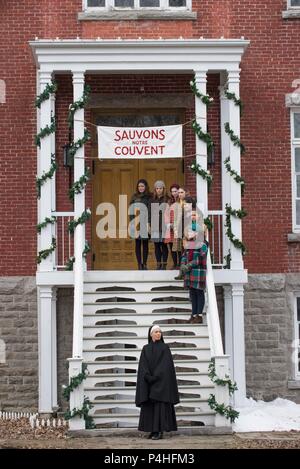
[{"left": 85, "top": 0, "right": 190, "bottom": 8}]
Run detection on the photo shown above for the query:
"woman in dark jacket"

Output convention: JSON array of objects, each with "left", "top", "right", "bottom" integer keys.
[
  {"left": 135, "top": 325, "right": 179, "bottom": 440},
  {"left": 129, "top": 179, "right": 152, "bottom": 270},
  {"left": 149, "top": 180, "right": 170, "bottom": 270}
]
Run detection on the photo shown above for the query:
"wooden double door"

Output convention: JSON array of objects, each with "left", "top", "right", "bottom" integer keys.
[{"left": 92, "top": 158, "right": 184, "bottom": 270}]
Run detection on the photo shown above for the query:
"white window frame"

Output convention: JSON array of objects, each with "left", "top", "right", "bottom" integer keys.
[
  {"left": 84, "top": 0, "right": 192, "bottom": 11},
  {"left": 294, "top": 295, "right": 300, "bottom": 380},
  {"left": 288, "top": 0, "right": 300, "bottom": 9},
  {"left": 291, "top": 109, "right": 300, "bottom": 232}
]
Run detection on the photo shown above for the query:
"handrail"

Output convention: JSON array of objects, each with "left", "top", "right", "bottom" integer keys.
[{"left": 206, "top": 247, "right": 224, "bottom": 357}]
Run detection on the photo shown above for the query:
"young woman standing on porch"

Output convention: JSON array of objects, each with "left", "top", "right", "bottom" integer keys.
[
  {"left": 149, "top": 181, "right": 170, "bottom": 270},
  {"left": 164, "top": 183, "right": 181, "bottom": 270},
  {"left": 129, "top": 179, "right": 152, "bottom": 270}
]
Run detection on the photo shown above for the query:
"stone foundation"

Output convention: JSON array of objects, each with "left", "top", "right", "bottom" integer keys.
[{"left": 245, "top": 274, "right": 300, "bottom": 403}]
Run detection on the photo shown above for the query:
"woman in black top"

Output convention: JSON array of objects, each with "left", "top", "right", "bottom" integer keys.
[
  {"left": 129, "top": 179, "right": 152, "bottom": 270},
  {"left": 135, "top": 325, "right": 179, "bottom": 440}
]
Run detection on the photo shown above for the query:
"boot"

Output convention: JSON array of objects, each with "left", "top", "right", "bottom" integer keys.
[
  {"left": 142, "top": 264, "right": 148, "bottom": 270},
  {"left": 174, "top": 270, "right": 184, "bottom": 280},
  {"left": 138, "top": 263, "right": 143, "bottom": 270},
  {"left": 161, "top": 262, "right": 167, "bottom": 270},
  {"left": 156, "top": 262, "right": 162, "bottom": 270}
]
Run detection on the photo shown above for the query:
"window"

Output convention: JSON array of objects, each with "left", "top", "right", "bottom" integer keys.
[
  {"left": 85, "top": 0, "right": 190, "bottom": 9},
  {"left": 294, "top": 296, "right": 300, "bottom": 379},
  {"left": 289, "top": 0, "right": 300, "bottom": 7},
  {"left": 292, "top": 111, "right": 300, "bottom": 231}
]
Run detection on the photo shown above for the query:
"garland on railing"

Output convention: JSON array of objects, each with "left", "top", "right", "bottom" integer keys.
[
  {"left": 207, "top": 359, "right": 239, "bottom": 423},
  {"left": 37, "top": 237, "right": 56, "bottom": 264},
  {"left": 192, "top": 120, "right": 214, "bottom": 152},
  {"left": 68, "top": 167, "right": 90, "bottom": 202},
  {"left": 68, "top": 209, "right": 91, "bottom": 235},
  {"left": 68, "top": 128, "right": 91, "bottom": 163},
  {"left": 208, "top": 395, "right": 239, "bottom": 423},
  {"left": 35, "top": 115, "right": 56, "bottom": 148},
  {"left": 225, "top": 204, "right": 247, "bottom": 255},
  {"left": 36, "top": 216, "right": 57, "bottom": 234},
  {"left": 224, "top": 122, "right": 246, "bottom": 155},
  {"left": 190, "top": 79, "right": 214, "bottom": 106},
  {"left": 35, "top": 80, "right": 58, "bottom": 109},
  {"left": 36, "top": 154, "right": 57, "bottom": 199},
  {"left": 224, "top": 90, "right": 244, "bottom": 116},
  {"left": 64, "top": 241, "right": 91, "bottom": 271},
  {"left": 190, "top": 161, "right": 213, "bottom": 192},
  {"left": 224, "top": 157, "right": 246, "bottom": 196},
  {"left": 63, "top": 363, "right": 94, "bottom": 429},
  {"left": 204, "top": 217, "right": 213, "bottom": 232},
  {"left": 67, "top": 85, "right": 91, "bottom": 129}
]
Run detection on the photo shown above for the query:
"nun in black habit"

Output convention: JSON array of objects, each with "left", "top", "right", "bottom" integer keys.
[{"left": 135, "top": 325, "right": 179, "bottom": 440}]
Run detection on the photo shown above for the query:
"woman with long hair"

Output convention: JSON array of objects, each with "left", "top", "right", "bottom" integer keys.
[
  {"left": 164, "top": 183, "right": 181, "bottom": 269},
  {"left": 129, "top": 179, "right": 152, "bottom": 270},
  {"left": 149, "top": 181, "right": 170, "bottom": 270}
]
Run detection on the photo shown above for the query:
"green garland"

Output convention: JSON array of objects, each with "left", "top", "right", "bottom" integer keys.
[
  {"left": 37, "top": 216, "right": 57, "bottom": 234},
  {"left": 208, "top": 359, "right": 239, "bottom": 423},
  {"left": 69, "top": 167, "right": 90, "bottom": 202},
  {"left": 224, "top": 157, "right": 246, "bottom": 196},
  {"left": 35, "top": 116, "right": 56, "bottom": 148},
  {"left": 192, "top": 120, "right": 214, "bottom": 153},
  {"left": 224, "top": 122, "right": 246, "bottom": 155},
  {"left": 64, "top": 397, "right": 95, "bottom": 430},
  {"left": 37, "top": 237, "right": 56, "bottom": 264},
  {"left": 224, "top": 91, "right": 244, "bottom": 116},
  {"left": 190, "top": 79, "right": 214, "bottom": 107},
  {"left": 68, "top": 209, "right": 91, "bottom": 235},
  {"left": 204, "top": 217, "right": 213, "bottom": 232},
  {"left": 190, "top": 161, "right": 213, "bottom": 192},
  {"left": 208, "top": 394, "right": 239, "bottom": 423},
  {"left": 36, "top": 155, "right": 57, "bottom": 199},
  {"left": 65, "top": 241, "right": 91, "bottom": 271},
  {"left": 35, "top": 80, "right": 58, "bottom": 109},
  {"left": 68, "top": 85, "right": 91, "bottom": 129},
  {"left": 62, "top": 363, "right": 88, "bottom": 401},
  {"left": 68, "top": 128, "right": 91, "bottom": 162},
  {"left": 225, "top": 204, "right": 247, "bottom": 255}
]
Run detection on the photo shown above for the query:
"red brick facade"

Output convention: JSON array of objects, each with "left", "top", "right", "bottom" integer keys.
[{"left": 1, "top": 0, "right": 300, "bottom": 275}]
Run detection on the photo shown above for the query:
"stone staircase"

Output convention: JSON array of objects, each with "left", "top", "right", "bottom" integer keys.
[{"left": 83, "top": 271, "right": 216, "bottom": 429}]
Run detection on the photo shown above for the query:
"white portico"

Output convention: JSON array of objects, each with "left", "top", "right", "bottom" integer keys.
[{"left": 30, "top": 38, "right": 249, "bottom": 428}]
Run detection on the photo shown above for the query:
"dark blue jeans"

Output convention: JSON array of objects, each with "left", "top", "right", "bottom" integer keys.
[{"left": 189, "top": 288, "right": 205, "bottom": 317}]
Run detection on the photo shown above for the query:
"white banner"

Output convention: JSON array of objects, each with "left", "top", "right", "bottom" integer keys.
[{"left": 98, "top": 125, "right": 182, "bottom": 159}]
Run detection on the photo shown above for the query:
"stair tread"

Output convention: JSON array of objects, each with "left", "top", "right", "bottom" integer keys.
[
  {"left": 83, "top": 347, "right": 210, "bottom": 351},
  {"left": 85, "top": 385, "right": 214, "bottom": 390},
  {"left": 83, "top": 324, "right": 206, "bottom": 328},
  {"left": 84, "top": 291, "right": 189, "bottom": 294},
  {"left": 90, "top": 398, "right": 208, "bottom": 404},
  {"left": 84, "top": 359, "right": 210, "bottom": 364},
  {"left": 92, "top": 411, "right": 215, "bottom": 417},
  {"left": 86, "top": 372, "right": 209, "bottom": 377}
]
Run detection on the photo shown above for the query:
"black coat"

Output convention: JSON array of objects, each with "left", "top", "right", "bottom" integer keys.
[{"left": 135, "top": 340, "right": 180, "bottom": 407}]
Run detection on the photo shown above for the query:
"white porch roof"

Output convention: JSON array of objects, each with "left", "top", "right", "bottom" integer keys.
[{"left": 29, "top": 38, "right": 250, "bottom": 73}]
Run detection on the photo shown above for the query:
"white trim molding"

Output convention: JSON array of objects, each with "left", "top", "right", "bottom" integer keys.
[{"left": 29, "top": 38, "right": 249, "bottom": 74}]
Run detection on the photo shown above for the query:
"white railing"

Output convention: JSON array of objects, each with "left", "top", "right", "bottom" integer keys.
[
  {"left": 207, "top": 210, "right": 225, "bottom": 268},
  {"left": 52, "top": 212, "right": 74, "bottom": 270},
  {"left": 206, "top": 247, "right": 231, "bottom": 427}
]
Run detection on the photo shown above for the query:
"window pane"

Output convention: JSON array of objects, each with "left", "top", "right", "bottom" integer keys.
[
  {"left": 115, "top": 0, "right": 134, "bottom": 6},
  {"left": 291, "top": 0, "right": 300, "bottom": 6},
  {"left": 297, "top": 175, "right": 300, "bottom": 198},
  {"left": 140, "top": 0, "right": 160, "bottom": 6},
  {"left": 294, "top": 113, "right": 300, "bottom": 138},
  {"left": 295, "top": 148, "right": 300, "bottom": 172},
  {"left": 169, "top": 0, "right": 186, "bottom": 6},
  {"left": 87, "top": 0, "right": 105, "bottom": 6},
  {"left": 298, "top": 298, "right": 300, "bottom": 322},
  {"left": 297, "top": 200, "right": 300, "bottom": 225}
]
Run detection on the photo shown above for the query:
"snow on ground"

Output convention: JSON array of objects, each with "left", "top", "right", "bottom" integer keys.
[{"left": 233, "top": 398, "right": 300, "bottom": 432}]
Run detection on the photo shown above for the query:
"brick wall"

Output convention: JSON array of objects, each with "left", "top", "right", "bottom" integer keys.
[{"left": 1, "top": 0, "right": 300, "bottom": 275}]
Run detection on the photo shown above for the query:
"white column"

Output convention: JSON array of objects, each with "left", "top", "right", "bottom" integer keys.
[
  {"left": 194, "top": 70, "right": 208, "bottom": 216},
  {"left": 38, "top": 71, "right": 55, "bottom": 271},
  {"left": 219, "top": 73, "right": 231, "bottom": 261},
  {"left": 214, "top": 355, "right": 231, "bottom": 427},
  {"left": 72, "top": 71, "right": 85, "bottom": 358},
  {"left": 232, "top": 284, "right": 246, "bottom": 406},
  {"left": 51, "top": 288, "right": 58, "bottom": 409},
  {"left": 223, "top": 285, "right": 233, "bottom": 377},
  {"left": 68, "top": 358, "right": 85, "bottom": 430},
  {"left": 227, "top": 70, "right": 243, "bottom": 270},
  {"left": 38, "top": 286, "right": 54, "bottom": 413}
]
